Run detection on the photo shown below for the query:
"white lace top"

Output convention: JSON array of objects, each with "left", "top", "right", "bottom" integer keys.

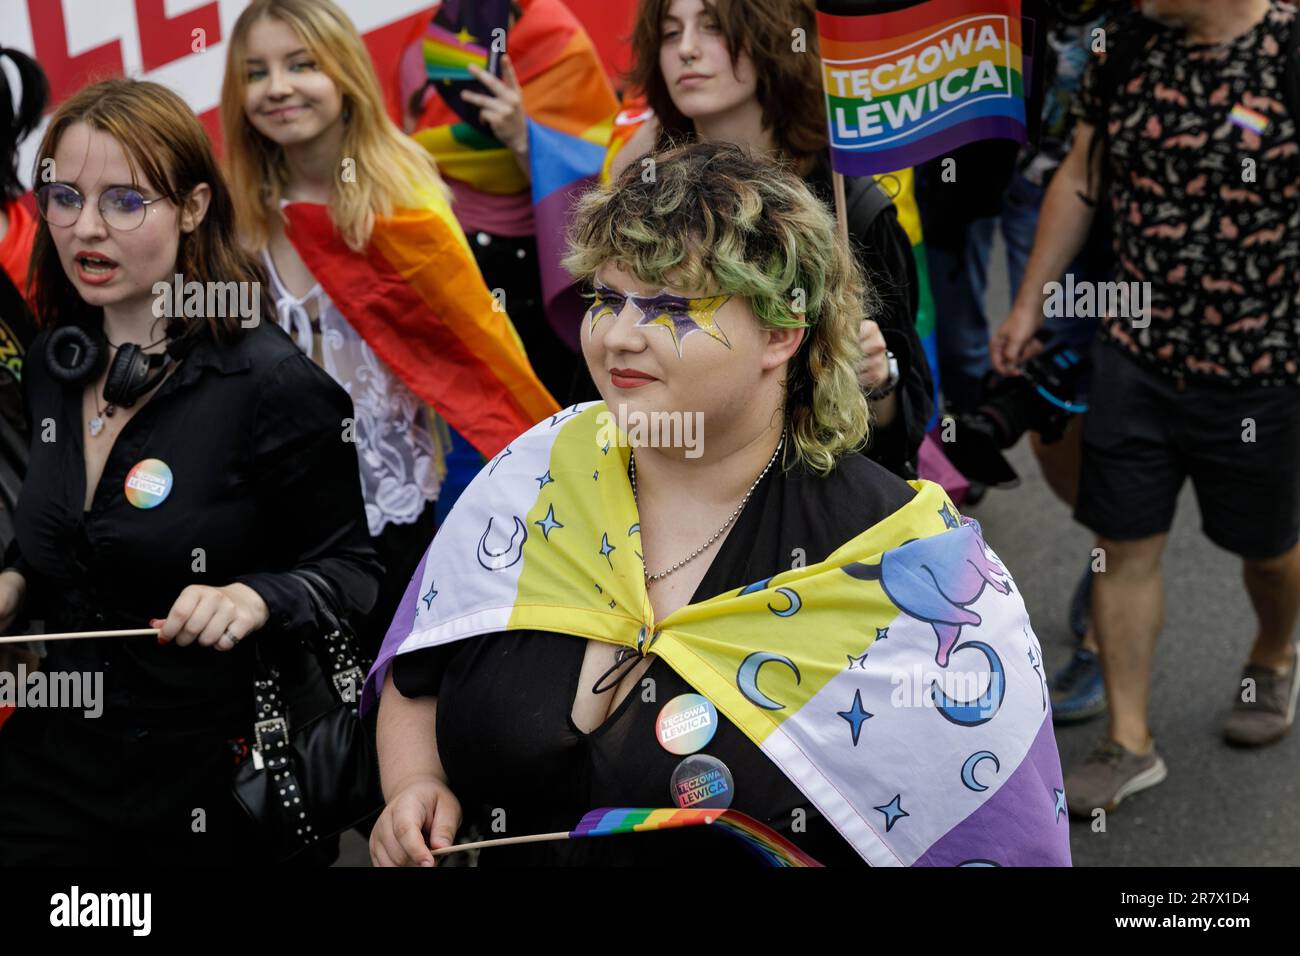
[{"left": 262, "top": 249, "right": 440, "bottom": 537}]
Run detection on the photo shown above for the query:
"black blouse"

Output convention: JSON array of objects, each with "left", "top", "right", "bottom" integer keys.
[
  {"left": 3, "top": 319, "right": 381, "bottom": 728},
  {"left": 805, "top": 155, "right": 934, "bottom": 478},
  {"left": 393, "top": 450, "right": 917, "bottom": 865}
]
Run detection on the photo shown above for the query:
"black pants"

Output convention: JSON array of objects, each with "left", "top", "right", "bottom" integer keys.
[{"left": 0, "top": 708, "right": 267, "bottom": 866}]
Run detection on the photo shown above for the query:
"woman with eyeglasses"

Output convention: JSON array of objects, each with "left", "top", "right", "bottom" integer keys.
[{"left": 0, "top": 78, "right": 381, "bottom": 865}]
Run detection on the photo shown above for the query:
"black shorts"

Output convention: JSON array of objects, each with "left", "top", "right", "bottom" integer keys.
[{"left": 1075, "top": 342, "right": 1300, "bottom": 560}]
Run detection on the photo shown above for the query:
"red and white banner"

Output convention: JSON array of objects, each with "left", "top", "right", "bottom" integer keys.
[{"left": 0, "top": 0, "right": 637, "bottom": 190}]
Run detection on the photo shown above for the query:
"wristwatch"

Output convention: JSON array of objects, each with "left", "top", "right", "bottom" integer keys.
[{"left": 869, "top": 350, "right": 900, "bottom": 399}]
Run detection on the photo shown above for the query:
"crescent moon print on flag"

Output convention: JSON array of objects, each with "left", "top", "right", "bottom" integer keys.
[
  {"left": 736, "top": 651, "right": 802, "bottom": 711},
  {"left": 477, "top": 516, "right": 528, "bottom": 571}
]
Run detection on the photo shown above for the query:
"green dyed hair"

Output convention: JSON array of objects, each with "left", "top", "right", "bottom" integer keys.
[{"left": 563, "top": 140, "right": 874, "bottom": 476}]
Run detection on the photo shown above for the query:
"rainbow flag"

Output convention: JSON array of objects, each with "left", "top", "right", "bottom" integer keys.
[
  {"left": 421, "top": 19, "right": 494, "bottom": 83},
  {"left": 283, "top": 192, "right": 558, "bottom": 459},
  {"left": 572, "top": 808, "right": 823, "bottom": 867},
  {"left": 817, "top": 0, "right": 1027, "bottom": 176},
  {"left": 364, "top": 404, "right": 1071, "bottom": 866},
  {"left": 394, "top": 0, "right": 620, "bottom": 351}
]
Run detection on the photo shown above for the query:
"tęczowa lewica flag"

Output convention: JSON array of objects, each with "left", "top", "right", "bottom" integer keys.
[{"left": 817, "top": 0, "right": 1027, "bottom": 176}]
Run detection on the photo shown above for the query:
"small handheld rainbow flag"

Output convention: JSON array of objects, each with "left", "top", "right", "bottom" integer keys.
[
  {"left": 573, "top": 808, "right": 823, "bottom": 867},
  {"left": 429, "top": 807, "right": 824, "bottom": 866}
]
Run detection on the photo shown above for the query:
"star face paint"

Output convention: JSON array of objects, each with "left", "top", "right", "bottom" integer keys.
[{"left": 584, "top": 282, "right": 733, "bottom": 357}]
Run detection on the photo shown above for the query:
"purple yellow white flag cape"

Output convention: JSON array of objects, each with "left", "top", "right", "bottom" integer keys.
[{"left": 363, "top": 403, "right": 1071, "bottom": 867}]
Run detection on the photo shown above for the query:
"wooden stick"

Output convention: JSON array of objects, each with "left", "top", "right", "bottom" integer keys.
[
  {"left": 0, "top": 628, "right": 159, "bottom": 645},
  {"left": 429, "top": 830, "right": 573, "bottom": 857},
  {"left": 832, "top": 170, "right": 851, "bottom": 248}
]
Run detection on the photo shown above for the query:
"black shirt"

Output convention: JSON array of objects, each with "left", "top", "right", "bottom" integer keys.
[
  {"left": 4, "top": 319, "right": 381, "bottom": 727},
  {"left": 393, "top": 450, "right": 917, "bottom": 865},
  {"left": 1075, "top": 3, "right": 1300, "bottom": 386},
  {"left": 805, "top": 156, "right": 934, "bottom": 476}
]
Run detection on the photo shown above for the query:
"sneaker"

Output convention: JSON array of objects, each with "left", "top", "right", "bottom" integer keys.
[
  {"left": 1068, "top": 564, "right": 1092, "bottom": 640},
  {"left": 1223, "top": 648, "right": 1300, "bottom": 748},
  {"left": 1050, "top": 648, "right": 1107, "bottom": 724},
  {"left": 1065, "top": 737, "right": 1167, "bottom": 818}
]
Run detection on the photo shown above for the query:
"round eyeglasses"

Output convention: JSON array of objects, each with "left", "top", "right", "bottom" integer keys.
[{"left": 35, "top": 183, "right": 171, "bottom": 232}]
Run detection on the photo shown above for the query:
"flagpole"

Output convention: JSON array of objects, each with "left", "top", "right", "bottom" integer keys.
[
  {"left": 832, "top": 170, "right": 851, "bottom": 248},
  {"left": 0, "top": 628, "right": 158, "bottom": 645},
  {"left": 429, "top": 830, "right": 574, "bottom": 857}
]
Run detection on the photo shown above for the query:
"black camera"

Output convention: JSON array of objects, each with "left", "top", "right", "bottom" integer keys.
[{"left": 941, "top": 334, "right": 1090, "bottom": 489}]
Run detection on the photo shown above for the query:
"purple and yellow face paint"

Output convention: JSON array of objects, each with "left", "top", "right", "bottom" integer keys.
[{"left": 585, "top": 283, "right": 733, "bottom": 357}]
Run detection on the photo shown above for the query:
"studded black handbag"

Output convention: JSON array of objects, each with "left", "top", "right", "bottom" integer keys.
[{"left": 231, "top": 568, "right": 383, "bottom": 866}]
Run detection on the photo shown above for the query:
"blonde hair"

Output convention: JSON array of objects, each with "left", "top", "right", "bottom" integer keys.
[
  {"left": 564, "top": 141, "right": 874, "bottom": 476},
  {"left": 221, "top": 0, "right": 448, "bottom": 252}
]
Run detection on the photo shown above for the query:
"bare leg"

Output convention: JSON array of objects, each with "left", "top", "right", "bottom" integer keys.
[
  {"left": 1242, "top": 541, "right": 1300, "bottom": 672},
  {"left": 1029, "top": 415, "right": 1084, "bottom": 508},
  {"left": 1093, "top": 533, "right": 1169, "bottom": 752},
  {"left": 1032, "top": 420, "right": 1101, "bottom": 653}
]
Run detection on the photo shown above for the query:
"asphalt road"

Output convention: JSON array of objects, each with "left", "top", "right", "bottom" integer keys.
[{"left": 970, "top": 239, "right": 1299, "bottom": 867}]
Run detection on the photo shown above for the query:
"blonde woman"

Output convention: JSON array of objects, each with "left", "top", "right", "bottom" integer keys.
[
  {"left": 365, "top": 143, "right": 1070, "bottom": 868},
  {"left": 221, "top": 0, "right": 557, "bottom": 655}
]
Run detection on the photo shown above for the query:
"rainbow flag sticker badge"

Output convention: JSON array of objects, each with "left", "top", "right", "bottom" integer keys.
[{"left": 1229, "top": 103, "right": 1271, "bottom": 136}]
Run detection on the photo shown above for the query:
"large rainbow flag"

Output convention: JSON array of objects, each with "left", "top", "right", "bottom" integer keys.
[
  {"left": 393, "top": 0, "right": 620, "bottom": 351},
  {"left": 283, "top": 192, "right": 558, "bottom": 459},
  {"left": 817, "top": 0, "right": 1027, "bottom": 176},
  {"left": 364, "top": 403, "right": 1072, "bottom": 867}
]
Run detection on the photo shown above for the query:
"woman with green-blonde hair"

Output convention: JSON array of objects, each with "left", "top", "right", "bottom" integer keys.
[{"left": 365, "top": 142, "right": 1068, "bottom": 869}]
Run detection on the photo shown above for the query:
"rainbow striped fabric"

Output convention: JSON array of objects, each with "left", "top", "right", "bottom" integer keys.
[
  {"left": 283, "top": 191, "right": 558, "bottom": 459},
  {"left": 395, "top": 0, "right": 619, "bottom": 350},
  {"left": 421, "top": 17, "right": 494, "bottom": 83},
  {"left": 817, "top": 0, "right": 1028, "bottom": 176},
  {"left": 572, "top": 808, "right": 823, "bottom": 867},
  {"left": 363, "top": 403, "right": 1072, "bottom": 866}
]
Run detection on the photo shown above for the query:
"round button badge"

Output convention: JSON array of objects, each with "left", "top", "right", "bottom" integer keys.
[
  {"left": 124, "top": 458, "right": 174, "bottom": 509},
  {"left": 670, "top": 754, "right": 734, "bottom": 810},
  {"left": 655, "top": 693, "right": 718, "bottom": 755}
]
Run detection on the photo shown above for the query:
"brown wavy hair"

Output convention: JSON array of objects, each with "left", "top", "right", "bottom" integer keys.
[
  {"left": 626, "top": 0, "right": 828, "bottom": 165},
  {"left": 29, "top": 78, "right": 266, "bottom": 341}
]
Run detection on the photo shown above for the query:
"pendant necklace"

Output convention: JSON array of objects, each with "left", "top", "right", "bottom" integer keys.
[{"left": 629, "top": 430, "right": 785, "bottom": 584}]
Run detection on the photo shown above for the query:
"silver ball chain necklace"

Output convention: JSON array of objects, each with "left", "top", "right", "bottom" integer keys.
[{"left": 629, "top": 430, "right": 785, "bottom": 584}]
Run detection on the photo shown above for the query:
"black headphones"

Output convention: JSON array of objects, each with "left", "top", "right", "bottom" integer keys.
[{"left": 45, "top": 318, "right": 191, "bottom": 408}]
